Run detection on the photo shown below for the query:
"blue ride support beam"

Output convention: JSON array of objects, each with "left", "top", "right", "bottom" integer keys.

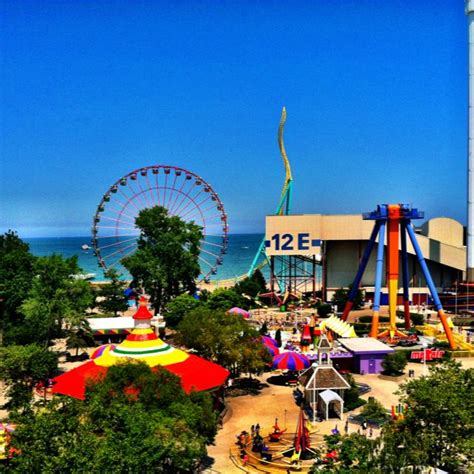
[
  {"left": 342, "top": 222, "right": 380, "bottom": 321},
  {"left": 370, "top": 221, "right": 386, "bottom": 338},
  {"left": 400, "top": 221, "right": 411, "bottom": 330},
  {"left": 405, "top": 223, "right": 457, "bottom": 350}
]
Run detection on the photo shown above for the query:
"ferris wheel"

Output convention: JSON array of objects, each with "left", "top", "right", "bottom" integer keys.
[{"left": 92, "top": 165, "right": 228, "bottom": 281}]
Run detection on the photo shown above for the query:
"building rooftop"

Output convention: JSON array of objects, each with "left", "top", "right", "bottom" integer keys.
[
  {"left": 339, "top": 337, "right": 394, "bottom": 354},
  {"left": 300, "top": 365, "right": 350, "bottom": 390},
  {"left": 88, "top": 316, "right": 134, "bottom": 331}
]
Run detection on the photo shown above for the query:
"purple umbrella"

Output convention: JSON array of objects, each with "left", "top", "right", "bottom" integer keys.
[
  {"left": 265, "top": 344, "right": 280, "bottom": 357},
  {"left": 272, "top": 352, "right": 310, "bottom": 371},
  {"left": 261, "top": 335, "right": 278, "bottom": 347}
]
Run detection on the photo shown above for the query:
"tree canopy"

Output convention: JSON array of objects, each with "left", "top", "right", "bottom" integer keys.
[
  {"left": 122, "top": 206, "right": 202, "bottom": 312},
  {"left": 95, "top": 268, "right": 129, "bottom": 316},
  {"left": 175, "top": 307, "right": 271, "bottom": 376},
  {"left": 8, "top": 361, "right": 218, "bottom": 473},
  {"left": 311, "top": 360, "right": 474, "bottom": 473},
  {"left": 0, "top": 344, "right": 58, "bottom": 412},
  {"left": 19, "top": 254, "right": 93, "bottom": 346},
  {"left": 331, "top": 285, "right": 364, "bottom": 312},
  {"left": 379, "top": 360, "right": 474, "bottom": 473},
  {"left": 163, "top": 293, "right": 201, "bottom": 328},
  {"left": 0, "top": 231, "right": 35, "bottom": 344}
]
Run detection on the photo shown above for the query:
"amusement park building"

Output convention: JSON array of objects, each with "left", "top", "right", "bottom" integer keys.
[{"left": 265, "top": 214, "right": 465, "bottom": 301}]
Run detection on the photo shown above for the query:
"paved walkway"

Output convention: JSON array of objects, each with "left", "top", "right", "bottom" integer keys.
[{"left": 206, "top": 358, "right": 474, "bottom": 473}]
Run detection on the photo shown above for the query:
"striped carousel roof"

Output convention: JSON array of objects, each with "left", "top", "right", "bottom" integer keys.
[{"left": 52, "top": 297, "right": 229, "bottom": 399}]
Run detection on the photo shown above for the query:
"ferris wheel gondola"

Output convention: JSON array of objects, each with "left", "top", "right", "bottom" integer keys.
[{"left": 92, "top": 165, "right": 228, "bottom": 281}]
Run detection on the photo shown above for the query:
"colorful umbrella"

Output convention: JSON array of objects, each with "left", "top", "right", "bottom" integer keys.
[
  {"left": 265, "top": 344, "right": 280, "bottom": 357},
  {"left": 227, "top": 307, "right": 250, "bottom": 318},
  {"left": 91, "top": 344, "right": 116, "bottom": 360},
  {"left": 261, "top": 335, "right": 278, "bottom": 347},
  {"left": 272, "top": 352, "right": 310, "bottom": 371}
]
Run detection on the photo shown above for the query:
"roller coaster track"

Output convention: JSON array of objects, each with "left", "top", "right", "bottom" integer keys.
[{"left": 246, "top": 107, "right": 293, "bottom": 282}]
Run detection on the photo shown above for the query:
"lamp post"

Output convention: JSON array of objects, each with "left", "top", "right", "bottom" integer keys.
[{"left": 422, "top": 342, "right": 428, "bottom": 376}]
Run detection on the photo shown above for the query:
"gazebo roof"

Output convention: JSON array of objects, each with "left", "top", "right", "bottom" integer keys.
[
  {"left": 300, "top": 365, "right": 350, "bottom": 391},
  {"left": 318, "top": 334, "right": 332, "bottom": 349},
  {"left": 319, "top": 389, "right": 343, "bottom": 405}
]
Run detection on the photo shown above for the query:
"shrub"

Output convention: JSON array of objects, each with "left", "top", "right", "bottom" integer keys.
[
  {"left": 381, "top": 351, "right": 407, "bottom": 376},
  {"left": 359, "top": 315, "right": 389, "bottom": 324},
  {"left": 360, "top": 398, "right": 388, "bottom": 423},
  {"left": 410, "top": 312, "right": 425, "bottom": 326},
  {"left": 317, "top": 304, "right": 332, "bottom": 318}
]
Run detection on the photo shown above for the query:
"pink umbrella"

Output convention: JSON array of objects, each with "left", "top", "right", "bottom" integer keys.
[
  {"left": 272, "top": 352, "right": 310, "bottom": 371},
  {"left": 227, "top": 307, "right": 250, "bottom": 318}
]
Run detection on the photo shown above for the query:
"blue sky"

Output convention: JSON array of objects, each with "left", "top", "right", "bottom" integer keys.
[{"left": 0, "top": 0, "right": 467, "bottom": 237}]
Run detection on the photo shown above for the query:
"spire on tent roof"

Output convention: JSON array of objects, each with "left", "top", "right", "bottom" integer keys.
[{"left": 133, "top": 296, "right": 153, "bottom": 321}]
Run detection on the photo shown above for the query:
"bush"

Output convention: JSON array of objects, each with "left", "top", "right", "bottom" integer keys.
[
  {"left": 317, "top": 304, "right": 332, "bottom": 318},
  {"left": 381, "top": 351, "right": 407, "bottom": 376},
  {"left": 331, "top": 285, "right": 364, "bottom": 311},
  {"left": 360, "top": 398, "right": 388, "bottom": 423},
  {"left": 359, "top": 315, "right": 389, "bottom": 324},
  {"left": 353, "top": 323, "right": 370, "bottom": 335},
  {"left": 343, "top": 374, "right": 367, "bottom": 411},
  {"left": 410, "top": 313, "right": 425, "bottom": 326}
]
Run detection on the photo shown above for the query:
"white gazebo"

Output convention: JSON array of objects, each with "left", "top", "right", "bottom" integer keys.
[{"left": 299, "top": 335, "right": 350, "bottom": 422}]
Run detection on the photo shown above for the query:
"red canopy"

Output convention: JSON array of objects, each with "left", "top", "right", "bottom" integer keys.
[
  {"left": 52, "top": 361, "right": 107, "bottom": 400},
  {"left": 52, "top": 355, "right": 229, "bottom": 400}
]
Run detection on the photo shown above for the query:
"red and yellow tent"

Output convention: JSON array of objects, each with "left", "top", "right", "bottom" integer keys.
[{"left": 52, "top": 297, "right": 229, "bottom": 399}]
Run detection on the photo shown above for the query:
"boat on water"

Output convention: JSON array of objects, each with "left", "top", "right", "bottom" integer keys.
[
  {"left": 81, "top": 244, "right": 91, "bottom": 251},
  {"left": 72, "top": 273, "right": 96, "bottom": 281}
]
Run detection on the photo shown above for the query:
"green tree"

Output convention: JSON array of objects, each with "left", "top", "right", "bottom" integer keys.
[
  {"left": 163, "top": 293, "right": 201, "bottom": 328},
  {"left": 95, "top": 268, "right": 129, "bottom": 316},
  {"left": 381, "top": 351, "right": 407, "bottom": 376},
  {"left": 65, "top": 316, "right": 94, "bottom": 358},
  {"left": 0, "top": 231, "right": 35, "bottom": 345},
  {"left": 379, "top": 360, "right": 474, "bottom": 473},
  {"left": 250, "top": 268, "right": 267, "bottom": 292},
  {"left": 233, "top": 277, "right": 261, "bottom": 300},
  {"left": 310, "top": 433, "right": 379, "bottom": 473},
  {"left": 331, "top": 285, "right": 364, "bottom": 312},
  {"left": 122, "top": 206, "right": 202, "bottom": 312},
  {"left": 0, "top": 344, "right": 58, "bottom": 411},
  {"left": 205, "top": 288, "right": 245, "bottom": 311},
  {"left": 9, "top": 362, "right": 218, "bottom": 473},
  {"left": 175, "top": 307, "right": 270, "bottom": 375},
  {"left": 19, "top": 255, "right": 93, "bottom": 346},
  {"left": 317, "top": 303, "right": 332, "bottom": 318}
]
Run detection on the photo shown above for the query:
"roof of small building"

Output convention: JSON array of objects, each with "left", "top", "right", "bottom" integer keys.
[
  {"left": 87, "top": 316, "right": 134, "bottom": 331},
  {"left": 338, "top": 337, "right": 394, "bottom": 354},
  {"left": 318, "top": 335, "right": 332, "bottom": 349},
  {"left": 300, "top": 365, "right": 350, "bottom": 391},
  {"left": 319, "top": 389, "right": 343, "bottom": 404}
]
